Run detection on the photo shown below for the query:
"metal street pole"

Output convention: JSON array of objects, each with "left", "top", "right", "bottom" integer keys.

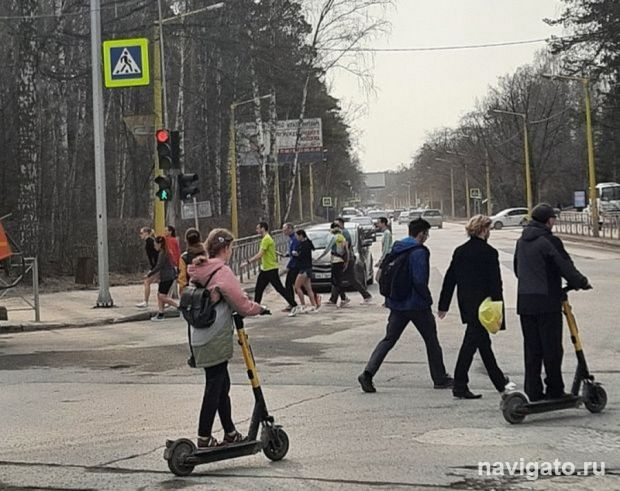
[
  {"left": 450, "top": 165, "right": 455, "bottom": 218},
  {"left": 229, "top": 103, "right": 239, "bottom": 237},
  {"left": 465, "top": 165, "right": 470, "bottom": 218},
  {"left": 485, "top": 148, "right": 492, "bottom": 215},
  {"left": 522, "top": 119, "right": 533, "bottom": 214},
  {"left": 492, "top": 109, "right": 534, "bottom": 215},
  {"left": 542, "top": 73, "right": 599, "bottom": 236},
  {"left": 309, "top": 163, "right": 314, "bottom": 221},
  {"left": 583, "top": 78, "right": 600, "bottom": 237},
  {"left": 229, "top": 94, "right": 273, "bottom": 237},
  {"left": 89, "top": 0, "right": 113, "bottom": 307},
  {"left": 156, "top": 0, "right": 169, "bottom": 129},
  {"left": 152, "top": 31, "right": 165, "bottom": 235},
  {"left": 297, "top": 169, "right": 303, "bottom": 220}
]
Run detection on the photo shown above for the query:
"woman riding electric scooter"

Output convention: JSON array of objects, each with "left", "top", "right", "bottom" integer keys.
[{"left": 187, "top": 228, "right": 268, "bottom": 448}]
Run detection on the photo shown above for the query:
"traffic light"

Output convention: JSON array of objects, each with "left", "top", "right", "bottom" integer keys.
[
  {"left": 156, "top": 129, "right": 172, "bottom": 170},
  {"left": 155, "top": 175, "right": 172, "bottom": 201},
  {"left": 178, "top": 173, "right": 199, "bottom": 201}
]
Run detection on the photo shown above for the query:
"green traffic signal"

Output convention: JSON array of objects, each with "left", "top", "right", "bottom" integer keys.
[{"left": 155, "top": 175, "right": 172, "bottom": 201}]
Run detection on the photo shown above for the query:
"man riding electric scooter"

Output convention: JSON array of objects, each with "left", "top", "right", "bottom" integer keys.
[{"left": 513, "top": 203, "right": 591, "bottom": 402}]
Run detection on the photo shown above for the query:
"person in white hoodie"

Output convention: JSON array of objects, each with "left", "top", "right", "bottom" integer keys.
[{"left": 188, "top": 228, "right": 268, "bottom": 449}]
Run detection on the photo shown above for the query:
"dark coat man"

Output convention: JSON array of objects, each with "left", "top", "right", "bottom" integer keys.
[{"left": 514, "top": 203, "right": 590, "bottom": 401}]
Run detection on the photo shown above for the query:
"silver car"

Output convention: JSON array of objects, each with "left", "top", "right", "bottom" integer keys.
[
  {"left": 490, "top": 207, "right": 528, "bottom": 229},
  {"left": 406, "top": 209, "right": 443, "bottom": 228}
]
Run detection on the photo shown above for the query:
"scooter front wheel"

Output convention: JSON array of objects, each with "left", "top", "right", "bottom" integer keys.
[
  {"left": 584, "top": 382, "right": 607, "bottom": 414},
  {"left": 166, "top": 439, "right": 196, "bottom": 476},
  {"left": 262, "top": 427, "right": 289, "bottom": 461},
  {"left": 502, "top": 393, "right": 527, "bottom": 424}
]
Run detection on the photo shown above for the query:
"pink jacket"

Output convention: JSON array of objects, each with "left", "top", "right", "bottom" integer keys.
[{"left": 188, "top": 258, "right": 262, "bottom": 317}]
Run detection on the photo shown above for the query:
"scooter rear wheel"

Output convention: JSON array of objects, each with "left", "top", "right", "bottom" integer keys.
[
  {"left": 167, "top": 440, "right": 196, "bottom": 476},
  {"left": 262, "top": 427, "right": 289, "bottom": 461},
  {"left": 584, "top": 383, "right": 607, "bottom": 414},
  {"left": 502, "top": 393, "right": 527, "bottom": 424}
]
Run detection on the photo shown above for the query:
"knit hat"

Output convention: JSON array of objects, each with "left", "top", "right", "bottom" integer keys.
[{"left": 531, "top": 203, "right": 557, "bottom": 223}]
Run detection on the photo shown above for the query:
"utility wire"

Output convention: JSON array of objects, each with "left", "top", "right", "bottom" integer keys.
[{"left": 319, "top": 37, "right": 559, "bottom": 52}]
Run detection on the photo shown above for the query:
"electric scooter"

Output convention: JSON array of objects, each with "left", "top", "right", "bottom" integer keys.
[
  {"left": 501, "top": 287, "right": 607, "bottom": 424},
  {"left": 164, "top": 312, "right": 289, "bottom": 476}
]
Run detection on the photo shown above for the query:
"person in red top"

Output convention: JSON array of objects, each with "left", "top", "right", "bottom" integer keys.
[{"left": 164, "top": 225, "right": 181, "bottom": 268}]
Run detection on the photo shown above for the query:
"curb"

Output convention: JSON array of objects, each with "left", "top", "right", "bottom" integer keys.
[{"left": 0, "top": 285, "right": 257, "bottom": 334}]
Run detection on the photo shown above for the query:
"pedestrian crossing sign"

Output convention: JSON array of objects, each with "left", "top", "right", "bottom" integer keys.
[{"left": 103, "top": 38, "right": 150, "bottom": 88}]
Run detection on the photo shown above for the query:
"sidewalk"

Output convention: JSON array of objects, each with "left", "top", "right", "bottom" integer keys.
[{"left": 0, "top": 270, "right": 267, "bottom": 334}]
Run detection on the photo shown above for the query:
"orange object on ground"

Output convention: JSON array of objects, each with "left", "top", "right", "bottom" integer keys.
[{"left": 0, "top": 221, "right": 12, "bottom": 261}]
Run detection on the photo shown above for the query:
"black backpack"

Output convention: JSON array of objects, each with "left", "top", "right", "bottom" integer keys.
[
  {"left": 179, "top": 266, "right": 223, "bottom": 329},
  {"left": 379, "top": 246, "right": 419, "bottom": 300}
]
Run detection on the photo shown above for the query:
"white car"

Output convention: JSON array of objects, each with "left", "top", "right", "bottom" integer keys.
[{"left": 491, "top": 207, "right": 529, "bottom": 229}]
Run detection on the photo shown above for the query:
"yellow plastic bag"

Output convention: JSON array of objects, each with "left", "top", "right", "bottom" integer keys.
[{"left": 478, "top": 297, "right": 503, "bottom": 334}]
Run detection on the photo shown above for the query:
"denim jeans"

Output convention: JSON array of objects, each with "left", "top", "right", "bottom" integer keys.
[{"left": 365, "top": 308, "right": 449, "bottom": 384}]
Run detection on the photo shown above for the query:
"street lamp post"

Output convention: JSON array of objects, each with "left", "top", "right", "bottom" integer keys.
[
  {"left": 492, "top": 109, "right": 533, "bottom": 214},
  {"left": 435, "top": 157, "right": 455, "bottom": 218},
  {"left": 543, "top": 73, "right": 599, "bottom": 237},
  {"left": 229, "top": 94, "right": 274, "bottom": 237}
]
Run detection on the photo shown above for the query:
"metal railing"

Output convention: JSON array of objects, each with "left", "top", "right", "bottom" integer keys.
[
  {"left": 556, "top": 212, "right": 620, "bottom": 240},
  {"left": 230, "top": 223, "right": 314, "bottom": 282}
]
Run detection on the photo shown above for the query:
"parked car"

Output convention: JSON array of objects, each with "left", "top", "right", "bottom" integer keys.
[
  {"left": 306, "top": 222, "right": 374, "bottom": 291},
  {"left": 346, "top": 215, "right": 377, "bottom": 241},
  {"left": 490, "top": 207, "right": 529, "bottom": 229},
  {"left": 398, "top": 210, "right": 412, "bottom": 224},
  {"left": 341, "top": 207, "right": 362, "bottom": 217},
  {"left": 403, "top": 208, "right": 443, "bottom": 228}
]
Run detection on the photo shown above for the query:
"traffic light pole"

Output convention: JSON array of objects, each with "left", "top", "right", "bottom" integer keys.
[
  {"left": 152, "top": 29, "right": 166, "bottom": 234},
  {"left": 89, "top": 0, "right": 113, "bottom": 307}
]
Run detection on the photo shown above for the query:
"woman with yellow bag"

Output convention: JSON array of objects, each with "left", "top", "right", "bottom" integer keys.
[{"left": 438, "top": 215, "right": 515, "bottom": 399}]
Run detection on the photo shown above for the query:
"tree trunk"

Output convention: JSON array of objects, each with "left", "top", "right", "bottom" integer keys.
[
  {"left": 15, "top": 0, "right": 40, "bottom": 254},
  {"left": 248, "top": 32, "right": 269, "bottom": 221}
]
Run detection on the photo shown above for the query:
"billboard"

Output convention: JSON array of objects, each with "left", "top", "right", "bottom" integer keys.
[
  {"left": 237, "top": 118, "right": 323, "bottom": 166},
  {"left": 364, "top": 172, "right": 386, "bottom": 189}
]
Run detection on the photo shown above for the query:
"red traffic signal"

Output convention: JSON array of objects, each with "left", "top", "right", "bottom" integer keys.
[{"left": 156, "top": 129, "right": 170, "bottom": 144}]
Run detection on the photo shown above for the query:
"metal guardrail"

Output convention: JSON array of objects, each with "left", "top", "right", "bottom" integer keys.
[
  {"left": 556, "top": 212, "right": 620, "bottom": 240},
  {"left": 229, "top": 223, "right": 314, "bottom": 282}
]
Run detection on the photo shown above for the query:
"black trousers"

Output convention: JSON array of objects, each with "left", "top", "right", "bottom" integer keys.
[
  {"left": 520, "top": 312, "right": 564, "bottom": 401},
  {"left": 365, "top": 308, "right": 449, "bottom": 384},
  {"left": 198, "top": 361, "right": 235, "bottom": 437},
  {"left": 330, "top": 262, "right": 347, "bottom": 302},
  {"left": 254, "top": 268, "right": 297, "bottom": 306},
  {"left": 329, "top": 260, "right": 371, "bottom": 302},
  {"left": 284, "top": 267, "right": 299, "bottom": 302},
  {"left": 454, "top": 320, "right": 506, "bottom": 392}
]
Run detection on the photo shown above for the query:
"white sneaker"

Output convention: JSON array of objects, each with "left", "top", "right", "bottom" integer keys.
[
  {"left": 308, "top": 306, "right": 320, "bottom": 314},
  {"left": 135, "top": 301, "right": 148, "bottom": 308},
  {"left": 151, "top": 314, "right": 165, "bottom": 322},
  {"left": 288, "top": 306, "right": 299, "bottom": 317},
  {"left": 503, "top": 381, "right": 517, "bottom": 392},
  {"left": 360, "top": 297, "right": 373, "bottom": 305},
  {"left": 338, "top": 298, "right": 351, "bottom": 308}
]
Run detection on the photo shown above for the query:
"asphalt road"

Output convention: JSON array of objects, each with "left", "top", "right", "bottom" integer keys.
[{"left": 1, "top": 222, "right": 619, "bottom": 490}]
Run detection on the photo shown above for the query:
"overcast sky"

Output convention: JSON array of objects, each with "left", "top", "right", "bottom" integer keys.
[{"left": 328, "top": 0, "right": 564, "bottom": 173}]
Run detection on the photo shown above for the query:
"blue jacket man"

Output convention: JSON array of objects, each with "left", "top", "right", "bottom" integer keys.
[{"left": 358, "top": 219, "right": 452, "bottom": 392}]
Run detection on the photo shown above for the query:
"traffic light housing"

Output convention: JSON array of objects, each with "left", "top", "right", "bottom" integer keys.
[
  {"left": 178, "top": 173, "right": 199, "bottom": 201},
  {"left": 155, "top": 175, "right": 172, "bottom": 201},
  {"left": 170, "top": 130, "right": 181, "bottom": 168},
  {"left": 156, "top": 129, "right": 172, "bottom": 170}
]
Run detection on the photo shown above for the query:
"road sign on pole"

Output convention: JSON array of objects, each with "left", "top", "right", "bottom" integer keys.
[
  {"left": 103, "top": 38, "right": 150, "bottom": 88},
  {"left": 469, "top": 188, "right": 482, "bottom": 199},
  {"left": 322, "top": 197, "right": 333, "bottom": 207},
  {"left": 181, "top": 200, "right": 212, "bottom": 220}
]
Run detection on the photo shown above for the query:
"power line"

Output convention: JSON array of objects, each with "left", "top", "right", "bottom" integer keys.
[{"left": 319, "top": 37, "right": 559, "bottom": 52}]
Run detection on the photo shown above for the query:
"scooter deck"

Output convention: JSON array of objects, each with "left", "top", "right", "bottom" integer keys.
[
  {"left": 187, "top": 440, "right": 263, "bottom": 465},
  {"left": 523, "top": 395, "right": 581, "bottom": 415}
]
